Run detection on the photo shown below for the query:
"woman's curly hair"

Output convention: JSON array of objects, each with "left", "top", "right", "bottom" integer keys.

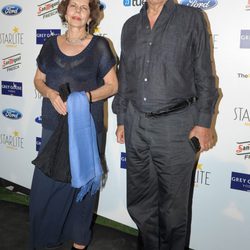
[{"left": 58, "top": 0, "right": 101, "bottom": 34}]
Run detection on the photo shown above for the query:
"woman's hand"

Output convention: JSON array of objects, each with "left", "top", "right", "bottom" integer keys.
[
  {"left": 47, "top": 89, "right": 67, "bottom": 115},
  {"left": 34, "top": 68, "right": 67, "bottom": 115}
]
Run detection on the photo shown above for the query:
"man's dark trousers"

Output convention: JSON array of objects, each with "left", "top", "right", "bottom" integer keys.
[{"left": 124, "top": 102, "right": 197, "bottom": 250}]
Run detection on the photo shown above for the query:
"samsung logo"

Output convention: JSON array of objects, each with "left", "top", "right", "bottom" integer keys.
[
  {"left": 35, "top": 116, "right": 42, "bottom": 124},
  {"left": 180, "top": 0, "right": 218, "bottom": 10},
  {"left": 120, "top": 152, "right": 127, "bottom": 169},
  {"left": 2, "top": 5, "right": 22, "bottom": 16},
  {"left": 2, "top": 108, "right": 22, "bottom": 120},
  {"left": 99, "top": 1, "right": 106, "bottom": 10},
  {"left": 36, "top": 137, "right": 42, "bottom": 151}
]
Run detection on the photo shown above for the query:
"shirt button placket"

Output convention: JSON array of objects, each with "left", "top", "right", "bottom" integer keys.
[
  {"left": 144, "top": 42, "right": 152, "bottom": 91},
  {"left": 143, "top": 26, "right": 152, "bottom": 104}
]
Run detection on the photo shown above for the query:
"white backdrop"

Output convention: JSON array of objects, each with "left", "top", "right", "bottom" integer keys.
[{"left": 1, "top": 1, "right": 250, "bottom": 249}]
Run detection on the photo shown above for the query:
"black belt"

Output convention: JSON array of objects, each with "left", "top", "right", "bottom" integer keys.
[{"left": 144, "top": 97, "right": 197, "bottom": 118}]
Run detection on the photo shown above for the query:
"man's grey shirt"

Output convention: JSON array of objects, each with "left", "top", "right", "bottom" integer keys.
[{"left": 112, "top": 0, "right": 218, "bottom": 128}]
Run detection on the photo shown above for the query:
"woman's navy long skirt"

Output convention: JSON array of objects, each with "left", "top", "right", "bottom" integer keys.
[{"left": 29, "top": 128, "right": 99, "bottom": 249}]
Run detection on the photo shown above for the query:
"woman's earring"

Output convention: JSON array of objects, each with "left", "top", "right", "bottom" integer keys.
[
  {"left": 86, "top": 22, "right": 90, "bottom": 34},
  {"left": 64, "top": 16, "right": 68, "bottom": 27}
]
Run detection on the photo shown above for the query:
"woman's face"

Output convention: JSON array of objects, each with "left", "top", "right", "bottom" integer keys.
[{"left": 66, "top": 0, "right": 91, "bottom": 29}]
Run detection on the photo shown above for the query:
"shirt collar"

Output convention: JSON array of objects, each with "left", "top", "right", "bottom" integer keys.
[{"left": 140, "top": 0, "right": 176, "bottom": 26}]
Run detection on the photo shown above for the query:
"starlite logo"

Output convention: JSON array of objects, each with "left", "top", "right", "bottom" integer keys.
[
  {"left": 240, "top": 30, "right": 250, "bottom": 49},
  {"left": 234, "top": 107, "right": 250, "bottom": 126},
  {"left": 34, "top": 89, "right": 42, "bottom": 99},
  {"left": 123, "top": 0, "right": 146, "bottom": 7},
  {"left": 120, "top": 152, "right": 126, "bottom": 169},
  {"left": 0, "top": 131, "right": 24, "bottom": 150},
  {"left": 2, "top": 53, "right": 21, "bottom": 72},
  {"left": 1, "top": 5, "right": 22, "bottom": 16},
  {"left": 2, "top": 109, "right": 22, "bottom": 120},
  {"left": 0, "top": 27, "right": 24, "bottom": 48},
  {"left": 231, "top": 172, "right": 250, "bottom": 192},
  {"left": 37, "top": 0, "right": 59, "bottom": 19},
  {"left": 235, "top": 141, "right": 250, "bottom": 160},
  {"left": 195, "top": 163, "right": 211, "bottom": 187},
  {"left": 238, "top": 73, "right": 250, "bottom": 78},
  {"left": 36, "top": 29, "right": 61, "bottom": 44},
  {"left": 1, "top": 81, "right": 22, "bottom": 97},
  {"left": 180, "top": 0, "right": 218, "bottom": 10},
  {"left": 35, "top": 116, "right": 42, "bottom": 124},
  {"left": 246, "top": 0, "right": 250, "bottom": 10},
  {"left": 94, "top": 26, "right": 107, "bottom": 37}
]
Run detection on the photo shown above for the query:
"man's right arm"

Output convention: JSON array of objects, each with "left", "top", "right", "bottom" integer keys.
[
  {"left": 112, "top": 53, "right": 129, "bottom": 123},
  {"left": 112, "top": 25, "right": 129, "bottom": 144},
  {"left": 116, "top": 125, "right": 125, "bottom": 144}
]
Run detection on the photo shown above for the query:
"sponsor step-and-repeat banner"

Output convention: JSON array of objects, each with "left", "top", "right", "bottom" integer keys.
[{"left": 1, "top": 1, "right": 250, "bottom": 249}]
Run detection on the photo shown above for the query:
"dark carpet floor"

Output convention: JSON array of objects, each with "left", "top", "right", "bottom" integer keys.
[{"left": 0, "top": 200, "right": 137, "bottom": 250}]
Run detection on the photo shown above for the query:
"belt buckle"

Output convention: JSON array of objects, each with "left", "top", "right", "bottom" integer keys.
[{"left": 145, "top": 111, "right": 167, "bottom": 118}]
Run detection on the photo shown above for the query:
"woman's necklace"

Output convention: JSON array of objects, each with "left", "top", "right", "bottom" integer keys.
[{"left": 65, "top": 31, "right": 88, "bottom": 45}]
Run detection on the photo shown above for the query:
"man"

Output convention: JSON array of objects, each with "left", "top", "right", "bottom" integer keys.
[{"left": 112, "top": 0, "right": 218, "bottom": 249}]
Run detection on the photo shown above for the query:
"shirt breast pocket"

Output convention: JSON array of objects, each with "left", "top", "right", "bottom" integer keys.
[{"left": 160, "top": 31, "right": 193, "bottom": 67}]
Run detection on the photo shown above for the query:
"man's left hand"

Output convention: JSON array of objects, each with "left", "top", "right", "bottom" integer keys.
[{"left": 189, "top": 126, "right": 214, "bottom": 152}]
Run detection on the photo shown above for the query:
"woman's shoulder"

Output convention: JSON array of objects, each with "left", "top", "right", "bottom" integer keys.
[
  {"left": 94, "top": 35, "right": 108, "bottom": 44},
  {"left": 41, "top": 35, "right": 57, "bottom": 51},
  {"left": 45, "top": 35, "right": 57, "bottom": 44},
  {"left": 38, "top": 36, "right": 57, "bottom": 57},
  {"left": 93, "top": 35, "right": 112, "bottom": 50}
]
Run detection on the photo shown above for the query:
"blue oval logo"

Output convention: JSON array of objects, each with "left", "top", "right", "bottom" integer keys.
[
  {"left": 2, "top": 109, "right": 22, "bottom": 120},
  {"left": 1, "top": 5, "right": 22, "bottom": 16},
  {"left": 99, "top": 1, "right": 106, "bottom": 10},
  {"left": 35, "top": 116, "right": 42, "bottom": 124},
  {"left": 180, "top": 0, "right": 217, "bottom": 10}
]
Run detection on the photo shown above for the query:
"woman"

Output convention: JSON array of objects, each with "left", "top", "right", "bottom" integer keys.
[{"left": 29, "top": 0, "right": 118, "bottom": 249}]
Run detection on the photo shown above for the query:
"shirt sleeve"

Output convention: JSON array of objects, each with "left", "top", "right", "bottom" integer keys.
[
  {"left": 112, "top": 24, "right": 129, "bottom": 125},
  {"left": 97, "top": 37, "right": 116, "bottom": 79},
  {"left": 193, "top": 10, "right": 219, "bottom": 128}
]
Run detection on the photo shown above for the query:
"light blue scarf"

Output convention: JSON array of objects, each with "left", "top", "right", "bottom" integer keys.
[{"left": 67, "top": 91, "right": 103, "bottom": 202}]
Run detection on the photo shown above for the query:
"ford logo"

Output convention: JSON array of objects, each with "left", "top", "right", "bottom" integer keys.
[
  {"left": 180, "top": 0, "right": 218, "bottom": 10},
  {"left": 1, "top": 5, "right": 22, "bottom": 16},
  {"left": 2, "top": 109, "right": 22, "bottom": 120},
  {"left": 35, "top": 116, "right": 42, "bottom": 124}
]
